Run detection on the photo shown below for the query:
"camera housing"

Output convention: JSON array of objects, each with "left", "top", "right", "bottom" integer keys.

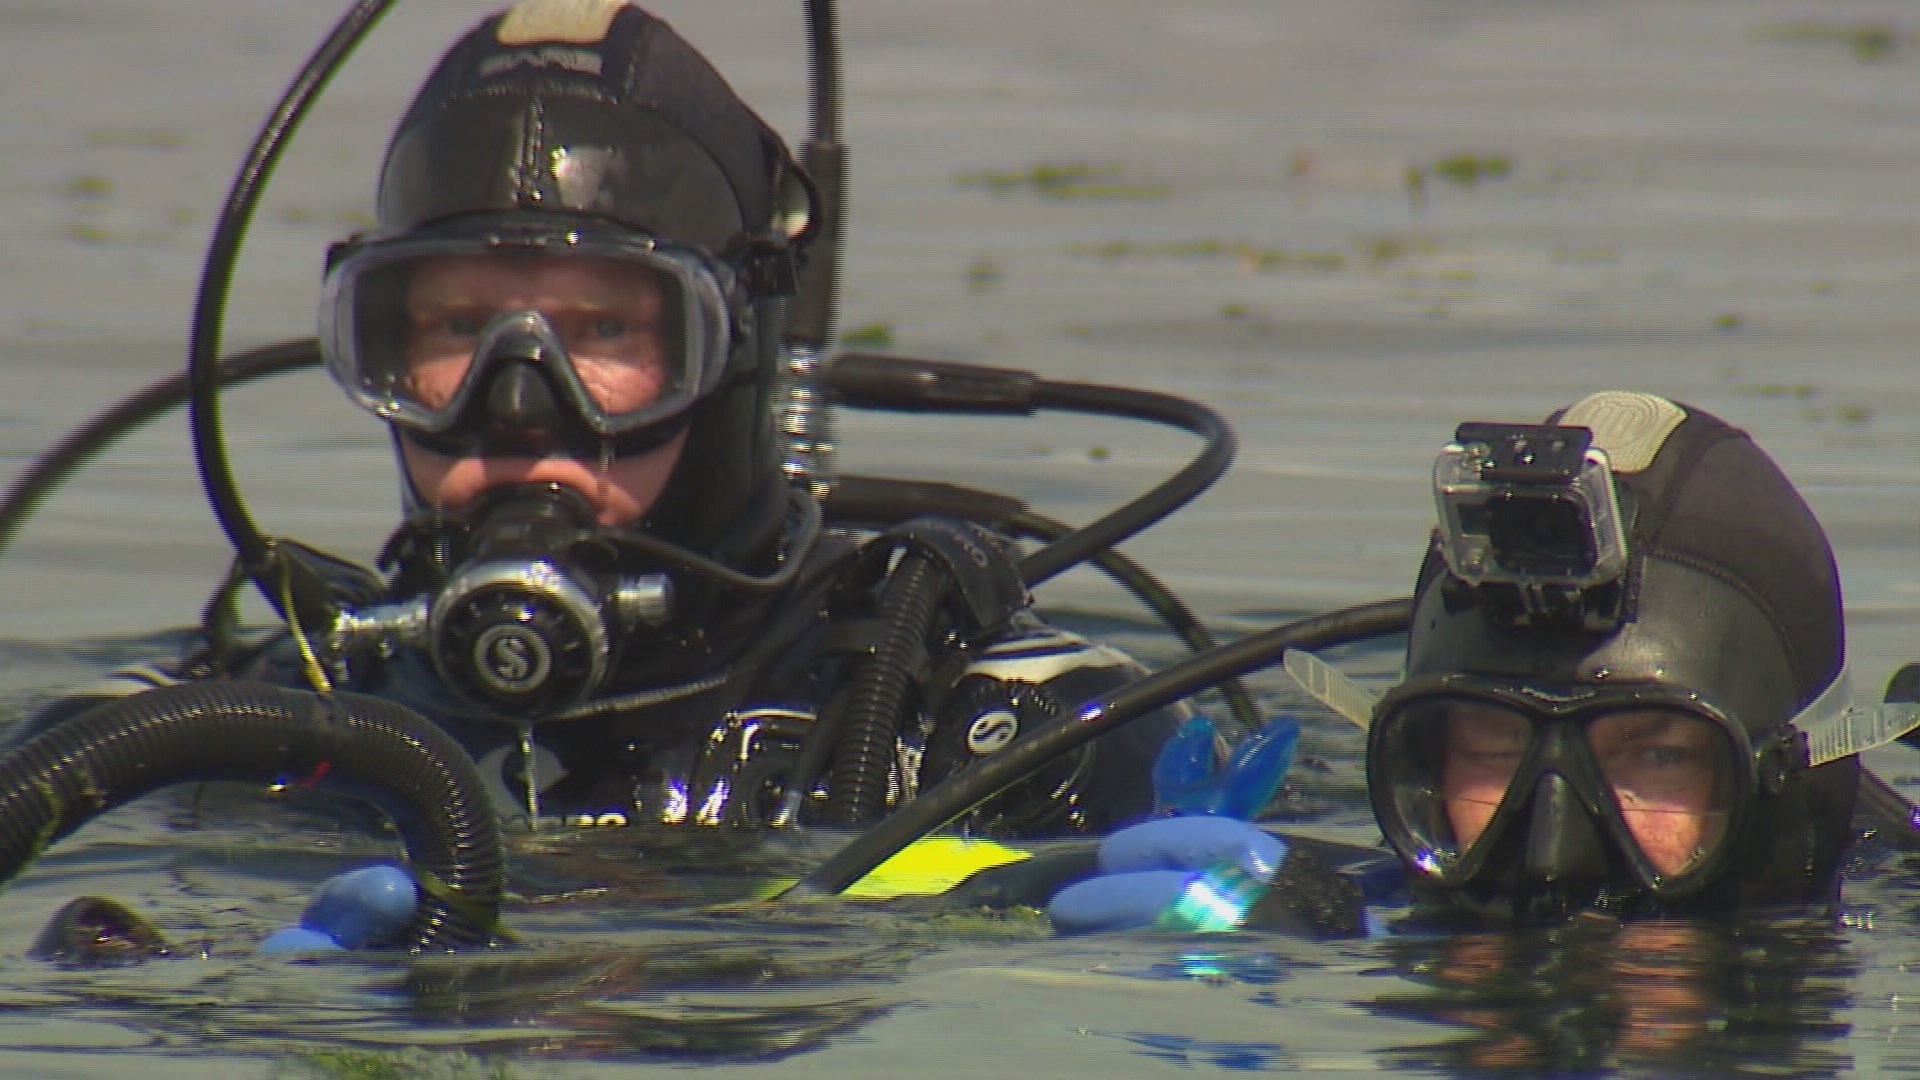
[{"left": 1433, "top": 422, "right": 1627, "bottom": 590}]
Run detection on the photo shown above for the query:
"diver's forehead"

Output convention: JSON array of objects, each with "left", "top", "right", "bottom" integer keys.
[{"left": 403, "top": 253, "right": 666, "bottom": 301}]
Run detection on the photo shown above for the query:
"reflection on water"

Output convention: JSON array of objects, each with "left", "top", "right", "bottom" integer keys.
[
  {"left": 0, "top": 797, "right": 1057, "bottom": 1067},
  {"left": 1370, "top": 917, "right": 1857, "bottom": 1077}
]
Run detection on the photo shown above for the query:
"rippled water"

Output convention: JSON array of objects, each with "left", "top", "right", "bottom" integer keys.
[{"left": 3, "top": 0, "right": 1920, "bottom": 1076}]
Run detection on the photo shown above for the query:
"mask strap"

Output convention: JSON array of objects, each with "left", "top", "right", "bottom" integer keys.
[
  {"left": 1283, "top": 650, "right": 1920, "bottom": 771},
  {"left": 1283, "top": 649, "right": 1378, "bottom": 731},
  {"left": 1789, "top": 665, "right": 1920, "bottom": 767}
]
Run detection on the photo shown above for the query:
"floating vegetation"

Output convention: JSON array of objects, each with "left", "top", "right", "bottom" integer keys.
[
  {"left": 1066, "top": 237, "right": 1346, "bottom": 272},
  {"left": 964, "top": 256, "right": 1005, "bottom": 293},
  {"left": 84, "top": 129, "right": 189, "bottom": 149},
  {"left": 1219, "top": 303, "right": 1250, "bottom": 320},
  {"left": 1070, "top": 233, "right": 1443, "bottom": 273},
  {"left": 1835, "top": 404, "right": 1874, "bottom": 424},
  {"left": 1714, "top": 312, "right": 1743, "bottom": 332},
  {"left": 1427, "top": 153, "right": 1514, "bottom": 188},
  {"left": 65, "top": 222, "right": 114, "bottom": 245},
  {"left": 1087, "top": 446, "right": 1111, "bottom": 462},
  {"left": 1749, "top": 383, "right": 1818, "bottom": 400},
  {"left": 839, "top": 321, "right": 897, "bottom": 349},
  {"left": 954, "top": 162, "right": 1171, "bottom": 201},
  {"left": 274, "top": 1047, "right": 515, "bottom": 1080},
  {"left": 1759, "top": 21, "right": 1899, "bottom": 62},
  {"left": 63, "top": 174, "right": 114, "bottom": 201},
  {"left": 1362, "top": 234, "right": 1435, "bottom": 267}
]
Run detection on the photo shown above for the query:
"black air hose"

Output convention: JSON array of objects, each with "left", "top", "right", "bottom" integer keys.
[
  {"left": 821, "top": 553, "right": 949, "bottom": 825},
  {"left": 0, "top": 681, "right": 504, "bottom": 951},
  {"left": 787, "top": 597, "right": 1415, "bottom": 896}
]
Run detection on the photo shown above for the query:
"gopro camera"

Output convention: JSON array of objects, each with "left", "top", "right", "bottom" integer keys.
[{"left": 1433, "top": 421, "right": 1627, "bottom": 589}]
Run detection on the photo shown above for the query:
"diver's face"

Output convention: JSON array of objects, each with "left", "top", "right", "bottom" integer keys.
[
  {"left": 1441, "top": 704, "right": 1720, "bottom": 877},
  {"left": 397, "top": 253, "right": 687, "bottom": 526}
]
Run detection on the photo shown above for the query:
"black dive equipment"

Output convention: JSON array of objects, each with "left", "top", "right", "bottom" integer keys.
[
  {"left": 1433, "top": 420, "right": 1628, "bottom": 631},
  {"left": 0, "top": 0, "right": 1315, "bottom": 902},
  {"left": 140, "top": 0, "right": 1249, "bottom": 722},
  {"left": 319, "top": 217, "right": 737, "bottom": 454},
  {"left": 336, "top": 483, "right": 673, "bottom": 717},
  {"left": 0, "top": 681, "right": 503, "bottom": 951},
  {"left": 788, "top": 598, "right": 1416, "bottom": 896}
]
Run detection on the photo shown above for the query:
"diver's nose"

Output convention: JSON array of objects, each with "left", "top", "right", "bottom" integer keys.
[{"left": 1522, "top": 772, "right": 1609, "bottom": 883}]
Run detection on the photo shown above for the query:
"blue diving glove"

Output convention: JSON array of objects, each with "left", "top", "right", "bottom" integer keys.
[
  {"left": 1049, "top": 715, "right": 1299, "bottom": 935},
  {"left": 258, "top": 864, "right": 419, "bottom": 955}
]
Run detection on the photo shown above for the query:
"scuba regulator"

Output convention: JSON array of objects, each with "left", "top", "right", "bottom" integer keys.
[{"left": 332, "top": 483, "right": 673, "bottom": 718}]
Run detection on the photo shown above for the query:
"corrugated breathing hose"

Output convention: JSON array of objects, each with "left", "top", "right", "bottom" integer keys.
[{"left": 0, "top": 680, "right": 504, "bottom": 951}]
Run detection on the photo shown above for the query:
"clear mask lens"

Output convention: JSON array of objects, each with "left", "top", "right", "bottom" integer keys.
[
  {"left": 1376, "top": 693, "right": 1741, "bottom": 886},
  {"left": 320, "top": 231, "right": 732, "bottom": 438}
]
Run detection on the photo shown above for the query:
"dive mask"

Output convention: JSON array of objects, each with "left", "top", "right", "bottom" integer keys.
[
  {"left": 1365, "top": 669, "right": 1920, "bottom": 899},
  {"left": 319, "top": 217, "right": 735, "bottom": 450}
]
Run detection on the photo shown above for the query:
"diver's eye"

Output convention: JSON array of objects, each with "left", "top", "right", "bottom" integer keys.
[
  {"left": 591, "top": 317, "right": 629, "bottom": 340},
  {"left": 412, "top": 312, "right": 482, "bottom": 340},
  {"left": 1636, "top": 743, "right": 1707, "bottom": 773}
]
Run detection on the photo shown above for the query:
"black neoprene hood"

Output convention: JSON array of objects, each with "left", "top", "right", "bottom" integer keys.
[
  {"left": 377, "top": 2, "right": 787, "bottom": 252},
  {"left": 1394, "top": 393, "right": 1858, "bottom": 914},
  {"left": 361, "top": 1, "right": 807, "bottom": 566}
]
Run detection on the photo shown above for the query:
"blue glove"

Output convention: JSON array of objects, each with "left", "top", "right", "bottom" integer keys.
[
  {"left": 258, "top": 864, "right": 419, "bottom": 955},
  {"left": 1049, "top": 715, "right": 1299, "bottom": 935}
]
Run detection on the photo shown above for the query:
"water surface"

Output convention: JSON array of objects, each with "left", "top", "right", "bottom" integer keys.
[{"left": 2, "top": 1, "right": 1919, "bottom": 1076}]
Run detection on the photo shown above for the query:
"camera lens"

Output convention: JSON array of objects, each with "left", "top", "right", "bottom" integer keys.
[{"left": 1486, "top": 491, "right": 1595, "bottom": 578}]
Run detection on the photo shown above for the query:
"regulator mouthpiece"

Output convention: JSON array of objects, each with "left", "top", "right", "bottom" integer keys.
[{"left": 333, "top": 483, "right": 674, "bottom": 719}]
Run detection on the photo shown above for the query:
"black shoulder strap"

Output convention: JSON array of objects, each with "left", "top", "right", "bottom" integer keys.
[{"left": 839, "top": 516, "right": 1030, "bottom": 640}]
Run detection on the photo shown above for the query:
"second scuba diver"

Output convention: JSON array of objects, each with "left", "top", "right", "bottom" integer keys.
[
  {"left": 1049, "top": 390, "right": 1920, "bottom": 934},
  {"left": 14, "top": 2, "right": 1185, "bottom": 855}
]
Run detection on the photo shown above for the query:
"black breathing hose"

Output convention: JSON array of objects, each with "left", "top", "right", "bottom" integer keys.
[
  {"left": 1019, "top": 379, "right": 1235, "bottom": 586},
  {"left": 823, "top": 355, "right": 1236, "bottom": 588},
  {"left": 1001, "top": 506, "right": 1259, "bottom": 741},
  {"left": 788, "top": 0, "right": 846, "bottom": 349},
  {"left": 822, "top": 474, "right": 1261, "bottom": 739},
  {"left": 782, "top": 596, "right": 1414, "bottom": 898},
  {"left": 0, "top": 681, "right": 504, "bottom": 951},
  {"left": 0, "top": 340, "right": 321, "bottom": 560},
  {"left": 821, "top": 553, "right": 950, "bottom": 825},
  {"left": 188, "top": 0, "right": 395, "bottom": 613}
]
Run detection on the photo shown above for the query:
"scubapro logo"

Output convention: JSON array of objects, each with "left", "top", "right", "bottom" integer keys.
[
  {"left": 965, "top": 709, "right": 1020, "bottom": 755},
  {"left": 473, "top": 624, "right": 552, "bottom": 693}
]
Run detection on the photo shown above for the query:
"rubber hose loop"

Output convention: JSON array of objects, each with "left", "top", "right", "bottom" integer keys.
[{"left": 0, "top": 681, "right": 504, "bottom": 951}]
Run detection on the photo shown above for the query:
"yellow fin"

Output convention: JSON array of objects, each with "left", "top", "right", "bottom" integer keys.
[{"left": 842, "top": 837, "right": 1033, "bottom": 899}]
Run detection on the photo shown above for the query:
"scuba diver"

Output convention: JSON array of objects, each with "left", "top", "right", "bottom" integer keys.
[
  {"left": 11, "top": 0, "right": 1186, "bottom": 854},
  {"left": 1048, "top": 390, "right": 1920, "bottom": 934}
]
